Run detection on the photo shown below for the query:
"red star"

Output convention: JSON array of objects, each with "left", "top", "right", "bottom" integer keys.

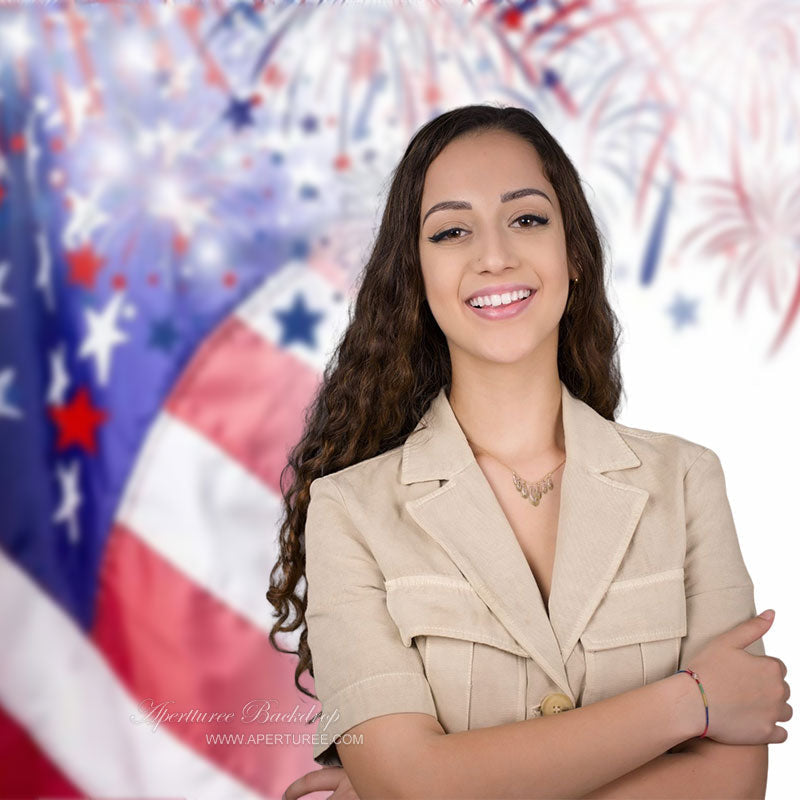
[
  {"left": 66, "top": 244, "right": 106, "bottom": 290},
  {"left": 10, "top": 134, "right": 25, "bottom": 153},
  {"left": 501, "top": 7, "right": 523, "bottom": 29},
  {"left": 333, "top": 152, "right": 351, "bottom": 172},
  {"left": 172, "top": 231, "right": 189, "bottom": 255},
  {"left": 425, "top": 84, "right": 441, "bottom": 104},
  {"left": 0, "top": 183, "right": 5, "bottom": 205},
  {"left": 222, "top": 271, "right": 237, "bottom": 288},
  {"left": 49, "top": 386, "right": 109, "bottom": 455},
  {"left": 263, "top": 63, "right": 286, "bottom": 88}
]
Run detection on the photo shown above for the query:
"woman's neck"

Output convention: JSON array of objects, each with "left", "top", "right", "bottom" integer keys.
[{"left": 447, "top": 373, "right": 565, "bottom": 470}]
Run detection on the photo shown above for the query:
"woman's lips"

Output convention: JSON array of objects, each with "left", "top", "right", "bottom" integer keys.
[{"left": 465, "top": 290, "right": 536, "bottom": 320}]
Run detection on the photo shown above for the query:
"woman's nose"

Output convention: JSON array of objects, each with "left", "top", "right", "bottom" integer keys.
[{"left": 474, "top": 233, "right": 520, "bottom": 271}]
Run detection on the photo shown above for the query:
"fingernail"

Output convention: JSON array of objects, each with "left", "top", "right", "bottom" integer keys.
[{"left": 759, "top": 609, "right": 774, "bottom": 620}]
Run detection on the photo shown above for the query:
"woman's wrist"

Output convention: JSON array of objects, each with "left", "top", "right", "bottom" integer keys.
[{"left": 660, "top": 671, "right": 709, "bottom": 743}]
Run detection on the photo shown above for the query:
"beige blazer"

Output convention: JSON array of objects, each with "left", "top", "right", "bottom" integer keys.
[{"left": 304, "top": 381, "right": 764, "bottom": 767}]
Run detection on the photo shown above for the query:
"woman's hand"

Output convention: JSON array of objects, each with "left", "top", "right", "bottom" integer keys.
[
  {"left": 282, "top": 766, "right": 360, "bottom": 800},
  {"left": 685, "top": 610, "right": 791, "bottom": 745}
]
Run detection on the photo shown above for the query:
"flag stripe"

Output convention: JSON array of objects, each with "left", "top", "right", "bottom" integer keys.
[
  {"left": 165, "top": 314, "right": 320, "bottom": 492},
  {"left": 0, "top": 551, "right": 263, "bottom": 800},
  {"left": 0, "top": 704, "right": 83, "bottom": 798},
  {"left": 115, "top": 410, "right": 283, "bottom": 635},
  {"left": 91, "top": 523, "right": 320, "bottom": 798}
]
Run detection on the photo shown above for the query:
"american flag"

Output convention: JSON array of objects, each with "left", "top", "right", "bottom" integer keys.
[{"left": 0, "top": 3, "right": 351, "bottom": 797}]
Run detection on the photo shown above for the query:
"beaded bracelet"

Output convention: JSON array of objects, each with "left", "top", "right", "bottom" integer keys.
[{"left": 675, "top": 667, "right": 709, "bottom": 738}]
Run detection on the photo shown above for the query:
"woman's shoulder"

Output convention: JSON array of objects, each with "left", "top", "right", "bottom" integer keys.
[
  {"left": 610, "top": 418, "right": 712, "bottom": 474},
  {"left": 309, "top": 442, "right": 407, "bottom": 499}
]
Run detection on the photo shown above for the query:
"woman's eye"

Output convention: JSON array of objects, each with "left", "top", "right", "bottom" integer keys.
[
  {"left": 428, "top": 227, "right": 467, "bottom": 243},
  {"left": 513, "top": 213, "right": 549, "bottom": 228},
  {"left": 427, "top": 214, "right": 549, "bottom": 243}
]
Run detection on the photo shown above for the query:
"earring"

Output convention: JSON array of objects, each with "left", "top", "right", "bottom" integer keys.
[{"left": 566, "top": 276, "right": 579, "bottom": 312}]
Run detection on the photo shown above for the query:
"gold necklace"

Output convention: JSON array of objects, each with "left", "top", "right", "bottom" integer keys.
[{"left": 468, "top": 440, "right": 566, "bottom": 508}]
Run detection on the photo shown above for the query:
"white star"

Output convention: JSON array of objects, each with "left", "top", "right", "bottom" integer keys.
[
  {"left": 0, "top": 262, "right": 13, "bottom": 309},
  {"left": 62, "top": 187, "right": 110, "bottom": 249},
  {"left": 52, "top": 460, "right": 82, "bottom": 544},
  {"left": 0, "top": 367, "right": 22, "bottom": 420},
  {"left": 78, "top": 292, "right": 130, "bottom": 386},
  {"left": 35, "top": 230, "right": 55, "bottom": 311},
  {"left": 135, "top": 119, "right": 200, "bottom": 169},
  {"left": 47, "top": 343, "right": 70, "bottom": 406},
  {"left": 147, "top": 173, "right": 211, "bottom": 238}
]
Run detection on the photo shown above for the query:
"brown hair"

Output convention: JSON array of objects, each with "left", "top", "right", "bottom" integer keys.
[{"left": 266, "top": 103, "right": 623, "bottom": 700}]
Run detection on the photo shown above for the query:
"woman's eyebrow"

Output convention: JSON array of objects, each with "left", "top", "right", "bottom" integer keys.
[{"left": 422, "top": 187, "right": 553, "bottom": 225}]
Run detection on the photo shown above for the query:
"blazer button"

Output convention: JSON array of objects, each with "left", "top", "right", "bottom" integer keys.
[{"left": 540, "top": 692, "right": 574, "bottom": 715}]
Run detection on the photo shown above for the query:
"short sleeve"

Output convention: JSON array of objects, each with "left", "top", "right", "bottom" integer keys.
[
  {"left": 678, "top": 447, "right": 765, "bottom": 672},
  {"left": 304, "top": 476, "right": 437, "bottom": 767}
]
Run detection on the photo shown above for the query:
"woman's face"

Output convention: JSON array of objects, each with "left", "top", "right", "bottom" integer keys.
[{"left": 418, "top": 129, "right": 574, "bottom": 368}]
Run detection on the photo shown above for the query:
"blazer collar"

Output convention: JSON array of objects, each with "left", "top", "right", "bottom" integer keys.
[{"left": 400, "top": 381, "right": 649, "bottom": 700}]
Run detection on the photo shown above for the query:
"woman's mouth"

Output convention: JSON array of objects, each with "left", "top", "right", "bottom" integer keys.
[{"left": 465, "top": 289, "right": 536, "bottom": 320}]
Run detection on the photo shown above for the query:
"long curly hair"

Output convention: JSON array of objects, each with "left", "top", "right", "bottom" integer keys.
[{"left": 266, "top": 103, "right": 624, "bottom": 701}]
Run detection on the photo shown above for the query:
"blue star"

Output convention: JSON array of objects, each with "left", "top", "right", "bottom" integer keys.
[
  {"left": 290, "top": 239, "right": 310, "bottom": 260},
  {"left": 300, "top": 114, "right": 320, "bottom": 134},
  {"left": 223, "top": 97, "right": 255, "bottom": 131},
  {"left": 274, "top": 293, "right": 324, "bottom": 349},
  {"left": 149, "top": 318, "right": 179, "bottom": 352},
  {"left": 666, "top": 293, "right": 699, "bottom": 330},
  {"left": 542, "top": 68, "right": 560, "bottom": 89}
]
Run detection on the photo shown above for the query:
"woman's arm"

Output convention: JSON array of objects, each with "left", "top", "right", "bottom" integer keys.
[
  {"left": 577, "top": 740, "right": 768, "bottom": 799},
  {"left": 337, "top": 671, "right": 708, "bottom": 799}
]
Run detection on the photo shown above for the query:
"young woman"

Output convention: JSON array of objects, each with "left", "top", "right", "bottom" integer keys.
[{"left": 268, "top": 104, "right": 791, "bottom": 799}]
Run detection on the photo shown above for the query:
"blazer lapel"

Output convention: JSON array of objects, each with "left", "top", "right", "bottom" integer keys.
[{"left": 401, "top": 381, "right": 649, "bottom": 699}]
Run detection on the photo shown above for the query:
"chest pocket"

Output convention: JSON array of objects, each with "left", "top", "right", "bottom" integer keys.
[
  {"left": 580, "top": 568, "right": 687, "bottom": 705},
  {"left": 385, "top": 576, "right": 528, "bottom": 733}
]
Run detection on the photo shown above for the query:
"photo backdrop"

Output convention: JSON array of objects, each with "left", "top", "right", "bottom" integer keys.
[{"left": 0, "top": 1, "right": 797, "bottom": 798}]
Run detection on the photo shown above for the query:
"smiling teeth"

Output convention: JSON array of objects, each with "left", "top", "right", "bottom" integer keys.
[{"left": 469, "top": 289, "right": 532, "bottom": 308}]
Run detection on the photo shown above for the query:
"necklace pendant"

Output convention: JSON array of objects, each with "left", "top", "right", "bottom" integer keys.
[{"left": 509, "top": 463, "right": 562, "bottom": 509}]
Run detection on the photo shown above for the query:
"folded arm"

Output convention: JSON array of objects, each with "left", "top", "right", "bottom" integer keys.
[{"left": 578, "top": 738, "right": 767, "bottom": 799}]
